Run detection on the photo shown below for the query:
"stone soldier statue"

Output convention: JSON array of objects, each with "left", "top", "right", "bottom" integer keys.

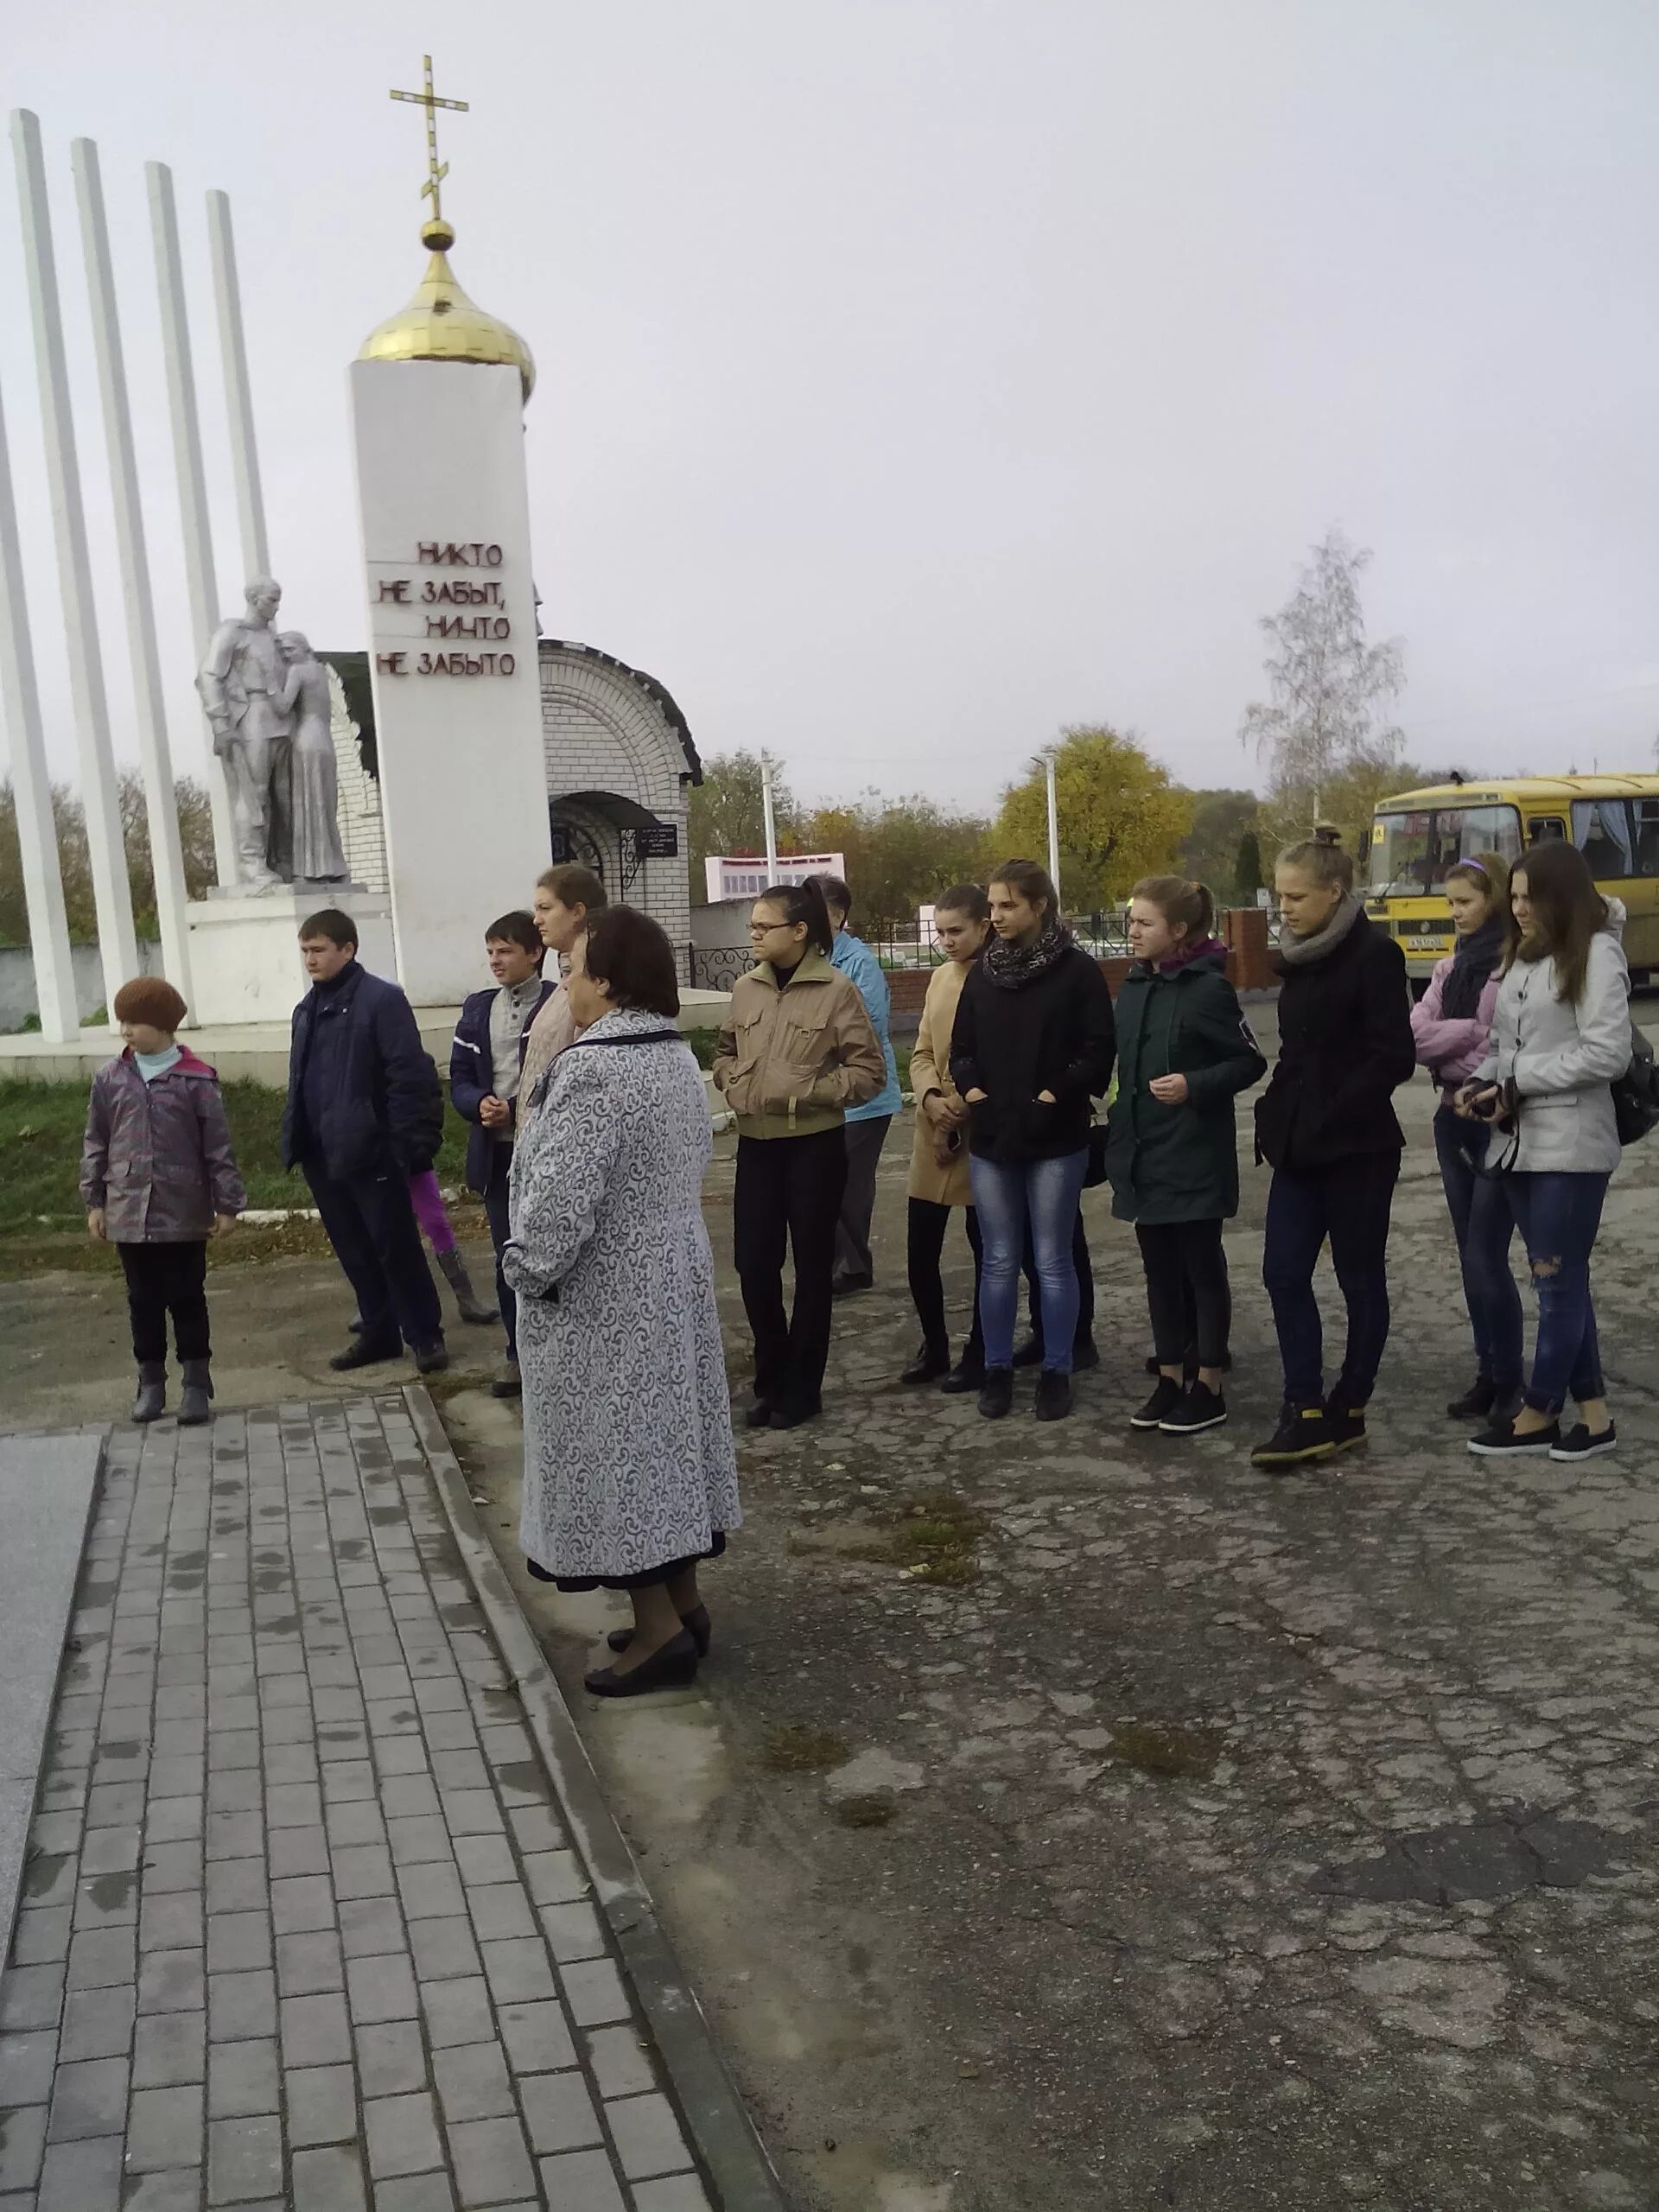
[{"left": 196, "top": 577, "right": 296, "bottom": 888}]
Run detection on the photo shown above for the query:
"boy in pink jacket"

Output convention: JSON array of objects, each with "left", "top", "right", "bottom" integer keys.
[{"left": 1408, "top": 855, "right": 1520, "bottom": 1418}]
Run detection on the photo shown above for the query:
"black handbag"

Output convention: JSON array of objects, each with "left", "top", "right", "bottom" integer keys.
[
  {"left": 1612, "top": 1020, "right": 1659, "bottom": 1146},
  {"left": 1084, "top": 1117, "right": 1110, "bottom": 1189}
]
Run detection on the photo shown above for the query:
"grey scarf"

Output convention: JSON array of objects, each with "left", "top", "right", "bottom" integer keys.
[
  {"left": 1278, "top": 892, "right": 1363, "bottom": 968},
  {"left": 983, "top": 915, "right": 1072, "bottom": 990}
]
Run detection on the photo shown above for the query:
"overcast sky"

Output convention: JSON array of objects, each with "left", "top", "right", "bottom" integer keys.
[{"left": 4, "top": 0, "right": 1658, "bottom": 817}]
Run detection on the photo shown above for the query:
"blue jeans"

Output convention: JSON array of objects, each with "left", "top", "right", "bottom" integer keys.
[
  {"left": 1503, "top": 1171, "right": 1610, "bottom": 1414},
  {"left": 1432, "top": 1107, "right": 1523, "bottom": 1395},
  {"left": 970, "top": 1151, "right": 1090, "bottom": 1372},
  {"left": 1262, "top": 1154, "right": 1398, "bottom": 1408}
]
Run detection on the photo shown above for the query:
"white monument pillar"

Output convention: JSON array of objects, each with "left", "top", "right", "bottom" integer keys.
[
  {"left": 206, "top": 189, "right": 270, "bottom": 582},
  {"left": 148, "top": 161, "right": 238, "bottom": 887},
  {"left": 72, "top": 137, "right": 194, "bottom": 1007},
  {"left": 11, "top": 108, "right": 140, "bottom": 1008},
  {"left": 0, "top": 368, "right": 78, "bottom": 1041},
  {"left": 349, "top": 356, "right": 550, "bottom": 1002}
]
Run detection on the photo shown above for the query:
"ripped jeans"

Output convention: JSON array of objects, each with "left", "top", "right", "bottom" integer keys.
[{"left": 1503, "top": 1171, "right": 1610, "bottom": 1414}]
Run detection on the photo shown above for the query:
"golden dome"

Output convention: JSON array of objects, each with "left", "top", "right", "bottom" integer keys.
[{"left": 358, "top": 218, "right": 535, "bottom": 400}]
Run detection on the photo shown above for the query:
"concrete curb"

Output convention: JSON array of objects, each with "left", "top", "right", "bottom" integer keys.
[{"left": 403, "top": 1384, "right": 789, "bottom": 2212}]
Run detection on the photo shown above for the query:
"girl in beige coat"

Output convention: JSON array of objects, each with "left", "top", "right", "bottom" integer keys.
[{"left": 903, "top": 887, "right": 991, "bottom": 1389}]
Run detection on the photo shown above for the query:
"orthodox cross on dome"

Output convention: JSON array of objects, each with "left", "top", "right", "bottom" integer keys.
[{"left": 390, "top": 54, "right": 468, "bottom": 226}]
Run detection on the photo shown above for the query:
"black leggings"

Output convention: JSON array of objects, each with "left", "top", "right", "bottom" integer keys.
[
  {"left": 118, "top": 1241, "right": 210, "bottom": 1364},
  {"left": 1135, "top": 1219, "right": 1230, "bottom": 1370},
  {"left": 906, "top": 1198, "right": 984, "bottom": 1363}
]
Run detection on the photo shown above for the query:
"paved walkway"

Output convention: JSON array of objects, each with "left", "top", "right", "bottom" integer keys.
[{"left": 0, "top": 1398, "right": 713, "bottom": 2212}]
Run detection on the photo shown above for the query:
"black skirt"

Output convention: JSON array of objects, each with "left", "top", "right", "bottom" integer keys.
[{"left": 526, "top": 1530, "right": 727, "bottom": 1594}]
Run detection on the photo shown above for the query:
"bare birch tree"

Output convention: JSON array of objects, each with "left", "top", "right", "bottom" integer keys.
[{"left": 1241, "top": 529, "right": 1405, "bottom": 825}]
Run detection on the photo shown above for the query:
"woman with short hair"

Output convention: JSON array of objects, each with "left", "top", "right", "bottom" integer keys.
[
  {"left": 950, "top": 859, "right": 1116, "bottom": 1424},
  {"left": 1459, "top": 841, "right": 1630, "bottom": 1461},
  {"left": 713, "top": 879, "right": 886, "bottom": 1429},
  {"left": 1251, "top": 840, "right": 1416, "bottom": 1468},
  {"left": 507, "top": 905, "right": 740, "bottom": 1696},
  {"left": 1410, "top": 853, "right": 1521, "bottom": 1419}
]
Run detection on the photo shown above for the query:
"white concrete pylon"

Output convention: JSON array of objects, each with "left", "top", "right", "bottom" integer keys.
[
  {"left": 72, "top": 137, "right": 194, "bottom": 1011},
  {"left": 10, "top": 107, "right": 140, "bottom": 1013},
  {"left": 0, "top": 366, "right": 78, "bottom": 1042},
  {"left": 147, "top": 160, "right": 237, "bottom": 887},
  {"left": 206, "top": 190, "right": 269, "bottom": 585}
]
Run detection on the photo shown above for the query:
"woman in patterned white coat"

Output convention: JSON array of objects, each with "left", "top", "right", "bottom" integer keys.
[{"left": 505, "top": 906, "right": 740, "bottom": 1696}]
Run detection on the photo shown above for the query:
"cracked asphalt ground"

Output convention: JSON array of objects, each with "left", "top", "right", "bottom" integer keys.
[{"left": 5, "top": 1003, "right": 1658, "bottom": 2209}]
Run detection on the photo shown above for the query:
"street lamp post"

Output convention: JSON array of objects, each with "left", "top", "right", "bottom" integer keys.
[
  {"left": 1044, "top": 748, "right": 1061, "bottom": 906},
  {"left": 760, "top": 750, "right": 779, "bottom": 878}
]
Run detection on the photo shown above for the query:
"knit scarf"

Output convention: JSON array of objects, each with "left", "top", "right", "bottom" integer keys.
[
  {"left": 1156, "top": 933, "right": 1227, "bottom": 976},
  {"left": 1278, "top": 893, "right": 1361, "bottom": 968},
  {"left": 983, "top": 915, "right": 1071, "bottom": 990},
  {"left": 1440, "top": 914, "right": 1506, "bottom": 1021}
]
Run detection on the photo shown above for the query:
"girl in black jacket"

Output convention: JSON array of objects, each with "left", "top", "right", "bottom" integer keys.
[
  {"left": 1251, "top": 842, "right": 1415, "bottom": 1468},
  {"left": 950, "top": 860, "right": 1116, "bottom": 1423}
]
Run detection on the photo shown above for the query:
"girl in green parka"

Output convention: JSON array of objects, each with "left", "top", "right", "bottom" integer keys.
[{"left": 1104, "top": 877, "right": 1267, "bottom": 1436}]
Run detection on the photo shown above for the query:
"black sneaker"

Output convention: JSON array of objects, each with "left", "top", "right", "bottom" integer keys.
[
  {"left": 1467, "top": 1414, "right": 1561, "bottom": 1458},
  {"left": 1550, "top": 1421, "right": 1618, "bottom": 1463},
  {"left": 1011, "top": 1338, "right": 1045, "bottom": 1370},
  {"left": 939, "top": 1360, "right": 984, "bottom": 1396},
  {"left": 1131, "top": 1376, "right": 1184, "bottom": 1430},
  {"left": 1160, "top": 1382, "right": 1227, "bottom": 1435},
  {"left": 1033, "top": 1370, "right": 1072, "bottom": 1422},
  {"left": 1324, "top": 1404, "right": 1368, "bottom": 1452},
  {"left": 978, "top": 1369, "right": 1014, "bottom": 1420},
  {"left": 1250, "top": 1404, "right": 1337, "bottom": 1468},
  {"left": 900, "top": 1347, "right": 950, "bottom": 1387}
]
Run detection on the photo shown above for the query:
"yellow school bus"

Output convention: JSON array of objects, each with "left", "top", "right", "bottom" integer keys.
[{"left": 1368, "top": 774, "right": 1659, "bottom": 983}]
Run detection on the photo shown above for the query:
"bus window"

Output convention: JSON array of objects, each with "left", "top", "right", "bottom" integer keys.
[
  {"left": 1371, "top": 804, "right": 1520, "bottom": 894},
  {"left": 1572, "top": 801, "right": 1634, "bottom": 880},
  {"left": 1527, "top": 817, "right": 1567, "bottom": 845},
  {"left": 1634, "top": 800, "right": 1659, "bottom": 877}
]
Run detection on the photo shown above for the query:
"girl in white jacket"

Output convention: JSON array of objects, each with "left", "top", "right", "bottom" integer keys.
[{"left": 1457, "top": 842, "right": 1630, "bottom": 1463}]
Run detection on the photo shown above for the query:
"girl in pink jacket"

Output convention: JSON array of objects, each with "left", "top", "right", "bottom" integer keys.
[{"left": 1409, "top": 853, "right": 1521, "bottom": 1419}]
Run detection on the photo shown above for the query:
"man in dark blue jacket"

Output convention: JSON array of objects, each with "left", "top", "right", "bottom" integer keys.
[
  {"left": 281, "top": 909, "right": 448, "bottom": 1370},
  {"left": 448, "top": 912, "right": 554, "bottom": 1397}
]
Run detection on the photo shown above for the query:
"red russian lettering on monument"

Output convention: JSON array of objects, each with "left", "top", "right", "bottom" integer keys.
[
  {"left": 377, "top": 579, "right": 410, "bottom": 603},
  {"left": 375, "top": 652, "right": 409, "bottom": 676},
  {"left": 415, "top": 542, "right": 506, "bottom": 568}
]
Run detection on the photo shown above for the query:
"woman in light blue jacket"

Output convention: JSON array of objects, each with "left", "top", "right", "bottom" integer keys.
[{"left": 1458, "top": 842, "right": 1630, "bottom": 1464}]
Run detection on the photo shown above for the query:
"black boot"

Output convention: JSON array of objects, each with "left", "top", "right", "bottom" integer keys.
[
  {"left": 901, "top": 1344, "right": 950, "bottom": 1386},
  {"left": 130, "top": 1363, "right": 166, "bottom": 1423},
  {"left": 437, "top": 1248, "right": 498, "bottom": 1325},
  {"left": 977, "top": 1369, "right": 1014, "bottom": 1420},
  {"left": 178, "top": 1359, "right": 213, "bottom": 1427}
]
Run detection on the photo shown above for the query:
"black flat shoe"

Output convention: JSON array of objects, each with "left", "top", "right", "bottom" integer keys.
[
  {"left": 609, "top": 1605, "right": 711, "bottom": 1657},
  {"left": 1033, "top": 1370, "right": 1072, "bottom": 1422},
  {"left": 1131, "top": 1376, "right": 1183, "bottom": 1430},
  {"left": 831, "top": 1274, "right": 874, "bottom": 1299},
  {"left": 329, "top": 1338, "right": 402, "bottom": 1371},
  {"left": 769, "top": 1402, "right": 821, "bottom": 1431},
  {"left": 584, "top": 1630, "right": 699, "bottom": 1697},
  {"left": 901, "top": 1349, "right": 950, "bottom": 1386},
  {"left": 978, "top": 1369, "right": 1014, "bottom": 1421},
  {"left": 939, "top": 1362, "right": 983, "bottom": 1395},
  {"left": 743, "top": 1401, "right": 775, "bottom": 1429}
]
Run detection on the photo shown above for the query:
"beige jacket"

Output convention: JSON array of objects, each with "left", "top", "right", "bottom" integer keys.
[
  {"left": 518, "top": 979, "right": 577, "bottom": 1119},
  {"left": 907, "top": 958, "right": 974, "bottom": 1206},
  {"left": 713, "top": 950, "right": 885, "bottom": 1139}
]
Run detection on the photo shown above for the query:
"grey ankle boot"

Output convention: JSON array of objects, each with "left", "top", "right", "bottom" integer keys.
[
  {"left": 178, "top": 1359, "right": 213, "bottom": 1427},
  {"left": 131, "top": 1363, "right": 167, "bottom": 1423},
  {"left": 437, "top": 1248, "right": 498, "bottom": 1325}
]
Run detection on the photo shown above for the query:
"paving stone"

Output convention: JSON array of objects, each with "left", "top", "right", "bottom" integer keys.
[
  {"left": 0, "top": 2102, "right": 47, "bottom": 2193},
  {"left": 132, "top": 2008, "right": 207, "bottom": 2088},
  {"left": 450, "top": 1837, "right": 517, "bottom": 1890},
  {"left": 208, "top": 2112, "right": 284, "bottom": 2202},
  {"left": 363, "top": 2090, "right": 443, "bottom": 2180},
  {"left": 148, "top": 1797, "right": 206, "bottom": 1845},
  {"left": 207, "top": 1910, "right": 274, "bottom": 1976},
  {"left": 120, "top": 2172, "right": 211, "bottom": 2211},
  {"left": 520, "top": 1851, "right": 588, "bottom": 1907},
  {"left": 369, "top": 2177, "right": 456, "bottom": 2212},
  {"left": 558, "top": 1960, "right": 631, "bottom": 2028},
  {"left": 520, "top": 2068, "right": 603, "bottom": 2154},
  {"left": 583, "top": 2025, "right": 654, "bottom": 2101},
  {"left": 540, "top": 1902, "right": 607, "bottom": 1962},
  {"left": 433, "top": 2038, "right": 516, "bottom": 2122},
  {"left": 125, "top": 2082, "right": 206, "bottom": 2172},
  {"left": 447, "top": 2114, "right": 537, "bottom": 2205},
  {"left": 206, "top": 1859, "right": 270, "bottom": 1916},
  {"left": 45, "top": 2052, "right": 130, "bottom": 2139},
  {"left": 604, "top": 2090, "right": 694, "bottom": 2181},
  {"left": 395, "top": 1862, "right": 466, "bottom": 1923},
  {"left": 271, "top": 1874, "right": 336, "bottom": 1936},
  {"left": 534, "top": 2149, "right": 627, "bottom": 2212},
  {"left": 278, "top": 1929, "right": 346, "bottom": 1997},
  {"left": 10, "top": 1906, "right": 70, "bottom": 1964},
  {"left": 332, "top": 1847, "right": 396, "bottom": 1901},
  {"left": 418, "top": 1975, "right": 496, "bottom": 2050},
  {"left": 142, "top": 1890, "right": 206, "bottom": 1953},
  {"left": 338, "top": 1896, "right": 406, "bottom": 1960},
  {"left": 480, "top": 1939, "right": 556, "bottom": 2004},
  {"left": 79, "top": 1827, "right": 141, "bottom": 1877},
  {"left": 34, "top": 2132, "right": 124, "bottom": 2212},
  {"left": 346, "top": 1952, "right": 419, "bottom": 2026},
  {"left": 209, "top": 1967, "right": 278, "bottom": 2043},
  {"left": 354, "top": 2019, "right": 428, "bottom": 2099},
  {"left": 377, "top": 1775, "right": 441, "bottom": 1821},
  {"left": 269, "top": 1827, "right": 332, "bottom": 1880},
  {"left": 286, "top": 2062, "right": 357, "bottom": 2147},
  {"left": 289, "top": 2143, "right": 369, "bottom": 2211},
  {"left": 281, "top": 1992, "right": 353, "bottom": 2068},
  {"left": 208, "top": 2036, "right": 280, "bottom": 2119},
  {"left": 141, "top": 1839, "right": 202, "bottom": 1894},
  {"left": 466, "top": 1885, "right": 535, "bottom": 1943},
  {"left": 497, "top": 2000, "right": 576, "bottom": 2075},
  {"left": 66, "top": 1923, "right": 136, "bottom": 1989},
  {"left": 631, "top": 2177, "right": 715, "bottom": 2212},
  {"left": 325, "top": 1800, "right": 386, "bottom": 1849},
  {"left": 0, "top": 2029, "right": 58, "bottom": 2107},
  {"left": 138, "top": 1948, "right": 206, "bottom": 2016},
  {"left": 58, "top": 1981, "right": 134, "bottom": 2061},
  {"left": 407, "top": 1914, "right": 480, "bottom": 1983}
]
